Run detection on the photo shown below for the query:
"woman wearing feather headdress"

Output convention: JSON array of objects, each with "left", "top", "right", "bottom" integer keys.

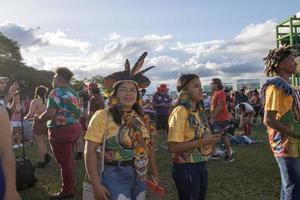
[{"left": 84, "top": 52, "right": 160, "bottom": 200}]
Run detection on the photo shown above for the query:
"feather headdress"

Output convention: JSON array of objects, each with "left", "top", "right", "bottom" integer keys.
[{"left": 103, "top": 52, "right": 155, "bottom": 97}]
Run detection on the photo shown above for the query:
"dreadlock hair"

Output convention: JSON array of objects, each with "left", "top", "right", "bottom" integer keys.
[{"left": 263, "top": 45, "right": 296, "bottom": 76}]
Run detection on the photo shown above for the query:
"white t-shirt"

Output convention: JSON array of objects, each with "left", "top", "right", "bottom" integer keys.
[{"left": 235, "top": 102, "right": 254, "bottom": 113}]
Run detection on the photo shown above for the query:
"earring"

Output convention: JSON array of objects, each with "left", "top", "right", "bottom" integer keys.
[{"left": 109, "top": 96, "right": 119, "bottom": 106}]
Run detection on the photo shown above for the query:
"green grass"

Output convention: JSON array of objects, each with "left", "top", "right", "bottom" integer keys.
[{"left": 17, "top": 126, "right": 280, "bottom": 200}]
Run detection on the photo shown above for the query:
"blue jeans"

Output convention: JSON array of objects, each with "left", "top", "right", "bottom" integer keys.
[
  {"left": 102, "top": 165, "right": 146, "bottom": 200},
  {"left": 275, "top": 157, "right": 300, "bottom": 200},
  {"left": 172, "top": 162, "right": 208, "bottom": 200}
]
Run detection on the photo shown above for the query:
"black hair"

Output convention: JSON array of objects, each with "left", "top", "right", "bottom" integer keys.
[
  {"left": 263, "top": 45, "right": 296, "bottom": 76},
  {"left": 35, "top": 85, "right": 48, "bottom": 104},
  {"left": 239, "top": 103, "right": 246, "bottom": 111},
  {"left": 176, "top": 74, "right": 199, "bottom": 92},
  {"left": 212, "top": 78, "right": 224, "bottom": 89},
  {"left": 91, "top": 87, "right": 100, "bottom": 95}
]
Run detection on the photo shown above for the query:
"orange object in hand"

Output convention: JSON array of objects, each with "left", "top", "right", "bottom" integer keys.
[{"left": 146, "top": 179, "right": 166, "bottom": 198}]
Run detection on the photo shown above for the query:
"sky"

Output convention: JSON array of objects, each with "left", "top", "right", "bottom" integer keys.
[{"left": 0, "top": 0, "right": 299, "bottom": 92}]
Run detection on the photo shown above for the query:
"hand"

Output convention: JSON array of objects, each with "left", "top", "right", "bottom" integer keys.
[
  {"left": 200, "top": 133, "right": 222, "bottom": 146},
  {"left": 4, "top": 189, "right": 21, "bottom": 200},
  {"left": 92, "top": 183, "right": 111, "bottom": 200}
]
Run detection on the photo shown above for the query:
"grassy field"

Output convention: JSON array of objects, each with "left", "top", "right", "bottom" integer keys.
[{"left": 17, "top": 126, "right": 280, "bottom": 200}]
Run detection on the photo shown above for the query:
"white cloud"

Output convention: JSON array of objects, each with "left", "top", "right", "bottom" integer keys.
[
  {"left": 40, "top": 31, "right": 91, "bottom": 52},
  {"left": 0, "top": 22, "right": 45, "bottom": 47},
  {"left": 16, "top": 15, "right": 296, "bottom": 91},
  {"left": 0, "top": 22, "right": 91, "bottom": 52}
]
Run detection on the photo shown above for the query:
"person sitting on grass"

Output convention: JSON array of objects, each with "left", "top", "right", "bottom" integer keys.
[{"left": 168, "top": 74, "right": 221, "bottom": 200}]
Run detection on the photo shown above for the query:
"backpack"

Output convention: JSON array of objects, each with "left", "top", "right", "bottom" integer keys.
[{"left": 16, "top": 157, "right": 37, "bottom": 190}]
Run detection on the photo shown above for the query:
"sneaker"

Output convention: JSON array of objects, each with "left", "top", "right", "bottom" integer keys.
[
  {"left": 224, "top": 154, "right": 234, "bottom": 163},
  {"left": 12, "top": 144, "right": 19, "bottom": 149},
  {"left": 18, "top": 144, "right": 23, "bottom": 148},
  {"left": 210, "top": 154, "right": 219, "bottom": 161},
  {"left": 49, "top": 192, "right": 74, "bottom": 199}
]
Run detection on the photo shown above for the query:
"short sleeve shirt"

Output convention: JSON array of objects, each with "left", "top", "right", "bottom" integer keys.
[
  {"left": 85, "top": 109, "right": 151, "bottom": 161},
  {"left": 47, "top": 87, "right": 81, "bottom": 128},
  {"left": 265, "top": 85, "right": 300, "bottom": 157},
  {"left": 211, "top": 90, "right": 230, "bottom": 121},
  {"left": 153, "top": 93, "right": 172, "bottom": 115},
  {"left": 168, "top": 105, "right": 207, "bottom": 163}
]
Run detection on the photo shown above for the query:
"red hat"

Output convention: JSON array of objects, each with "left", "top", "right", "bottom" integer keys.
[
  {"left": 159, "top": 84, "right": 169, "bottom": 92},
  {"left": 88, "top": 83, "right": 98, "bottom": 90}
]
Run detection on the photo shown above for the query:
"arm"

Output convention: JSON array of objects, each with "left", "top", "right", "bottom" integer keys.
[
  {"left": 264, "top": 110, "right": 300, "bottom": 139},
  {"left": 84, "top": 140, "right": 110, "bottom": 200},
  {"left": 168, "top": 133, "right": 222, "bottom": 153},
  {"left": 0, "top": 108, "right": 21, "bottom": 200},
  {"left": 24, "top": 100, "right": 36, "bottom": 120},
  {"left": 148, "top": 141, "right": 159, "bottom": 182},
  {"left": 39, "top": 107, "right": 56, "bottom": 121}
]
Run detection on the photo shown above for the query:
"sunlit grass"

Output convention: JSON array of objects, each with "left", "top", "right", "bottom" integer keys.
[{"left": 17, "top": 125, "right": 280, "bottom": 200}]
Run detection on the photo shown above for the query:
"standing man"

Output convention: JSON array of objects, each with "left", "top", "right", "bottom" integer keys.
[
  {"left": 262, "top": 45, "right": 300, "bottom": 200},
  {"left": 39, "top": 67, "right": 81, "bottom": 199},
  {"left": 210, "top": 78, "right": 234, "bottom": 162},
  {"left": 153, "top": 84, "right": 172, "bottom": 149},
  {"left": 0, "top": 75, "right": 21, "bottom": 200}
]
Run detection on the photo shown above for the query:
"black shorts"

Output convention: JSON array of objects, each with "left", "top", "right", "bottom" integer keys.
[{"left": 156, "top": 115, "right": 169, "bottom": 131}]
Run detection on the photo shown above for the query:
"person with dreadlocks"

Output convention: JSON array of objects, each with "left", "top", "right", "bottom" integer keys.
[
  {"left": 84, "top": 52, "right": 160, "bottom": 200},
  {"left": 168, "top": 74, "right": 222, "bottom": 200},
  {"left": 262, "top": 45, "right": 300, "bottom": 200}
]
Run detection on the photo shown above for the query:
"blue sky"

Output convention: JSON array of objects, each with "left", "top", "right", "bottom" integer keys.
[{"left": 0, "top": 0, "right": 299, "bottom": 91}]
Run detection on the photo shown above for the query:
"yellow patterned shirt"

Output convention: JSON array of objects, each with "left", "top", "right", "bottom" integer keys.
[{"left": 168, "top": 105, "right": 207, "bottom": 163}]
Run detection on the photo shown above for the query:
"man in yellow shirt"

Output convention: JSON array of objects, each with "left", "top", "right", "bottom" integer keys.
[{"left": 262, "top": 45, "right": 300, "bottom": 200}]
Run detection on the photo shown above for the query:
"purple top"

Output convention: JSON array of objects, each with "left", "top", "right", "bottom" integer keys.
[{"left": 152, "top": 92, "right": 172, "bottom": 115}]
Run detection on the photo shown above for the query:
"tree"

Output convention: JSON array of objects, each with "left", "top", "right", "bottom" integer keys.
[{"left": 0, "top": 32, "right": 22, "bottom": 63}]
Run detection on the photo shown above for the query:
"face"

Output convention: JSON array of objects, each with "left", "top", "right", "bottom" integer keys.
[
  {"left": 186, "top": 78, "right": 203, "bottom": 102},
  {"left": 116, "top": 81, "right": 138, "bottom": 109},
  {"left": 210, "top": 81, "right": 218, "bottom": 91},
  {"left": 52, "top": 74, "right": 64, "bottom": 88},
  {"left": 0, "top": 80, "right": 7, "bottom": 93},
  {"left": 279, "top": 54, "right": 297, "bottom": 75}
]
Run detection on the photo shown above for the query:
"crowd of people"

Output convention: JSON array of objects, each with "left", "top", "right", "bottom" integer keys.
[{"left": 0, "top": 46, "right": 300, "bottom": 200}]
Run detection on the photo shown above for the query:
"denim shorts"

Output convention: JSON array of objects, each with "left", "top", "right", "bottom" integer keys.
[
  {"left": 102, "top": 165, "right": 146, "bottom": 200},
  {"left": 212, "top": 120, "right": 230, "bottom": 135}
]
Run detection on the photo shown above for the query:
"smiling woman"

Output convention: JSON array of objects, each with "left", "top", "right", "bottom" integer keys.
[{"left": 84, "top": 52, "right": 160, "bottom": 200}]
